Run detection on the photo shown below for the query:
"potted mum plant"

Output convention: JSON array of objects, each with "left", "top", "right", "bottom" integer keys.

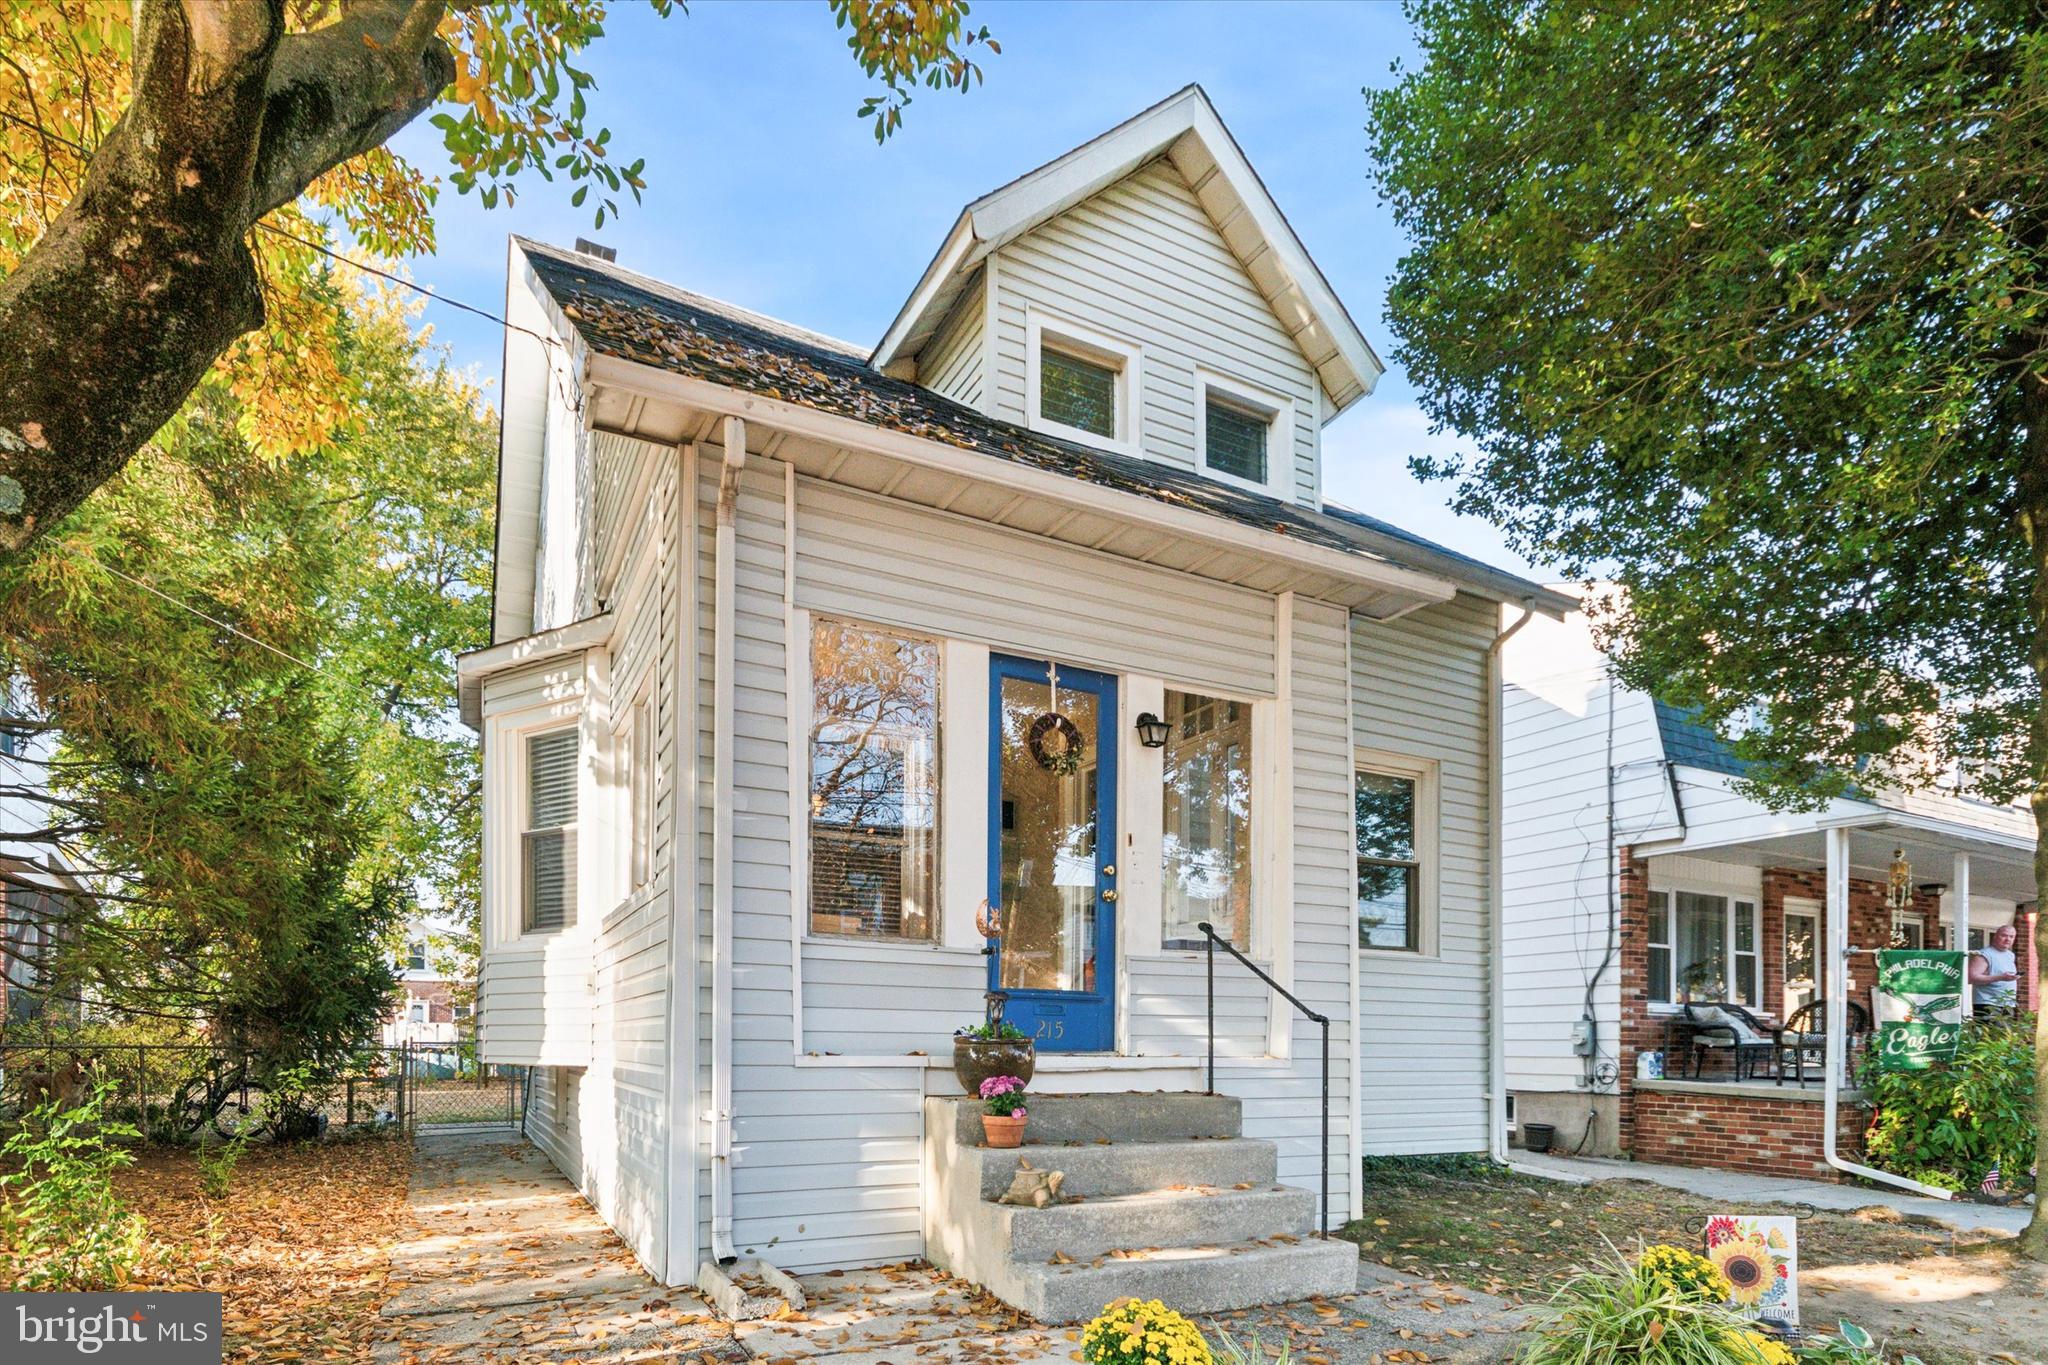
[{"left": 979, "top": 1075, "right": 1029, "bottom": 1147}]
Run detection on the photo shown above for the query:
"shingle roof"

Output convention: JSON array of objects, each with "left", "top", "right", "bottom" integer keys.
[
  {"left": 517, "top": 238, "right": 1568, "bottom": 614},
  {"left": 1652, "top": 699, "right": 1750, "bottom": 778}
]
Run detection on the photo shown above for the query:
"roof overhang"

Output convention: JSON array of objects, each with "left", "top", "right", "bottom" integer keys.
[
  {"left": 457, "top": 611, "right": 612, "bottom": 729},
  {"left": 586, "top": 352, "right": 1457, "bottom": 618},
  {"left": 871, "top": 84, "right": 1385, "bottom": 415}
]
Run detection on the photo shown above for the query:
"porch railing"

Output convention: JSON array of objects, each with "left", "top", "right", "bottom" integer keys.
[{"left": 1196, "top": 921, "right": 1332, "bottom": 1238}]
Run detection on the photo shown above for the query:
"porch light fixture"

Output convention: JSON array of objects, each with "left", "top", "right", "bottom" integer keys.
[{"left": 1135, "top": 712, "right": 1171, "bottom": 748}]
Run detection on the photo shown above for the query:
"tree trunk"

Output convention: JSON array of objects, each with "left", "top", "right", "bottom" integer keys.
[
  {"left": 0, "top": 0, "right": 452, "bottom": 556},
  {"left": 2018, "top": 374, "right": 2048, "bottom": 1261}
]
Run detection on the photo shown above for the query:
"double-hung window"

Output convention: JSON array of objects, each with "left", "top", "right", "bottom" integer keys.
[
  {"left": 1646, "top": 888, "right": 1761, "bottom": 1006},
  {"left": 522, "top": 729, "right": 579, "bottom": 933},
  {"left": 807, "top": 619, "right": 941, "bottom": 940},
  {"left": 1161, "top": 689, "right": 1254, "bottom": 950},
  {"left": 1356, "top": 762, "right": 1433, "bottom": 952}
]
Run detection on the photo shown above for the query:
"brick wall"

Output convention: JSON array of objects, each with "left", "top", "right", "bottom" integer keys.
[
  {"left": 1616, "top": 847, "right": 1652, "bottom": 1150},
  {"left": 1757, "top": 867, "right": 1935, "bottom": 1023},
  {"left": 2019, "top": 908, "right": 2040, "bottom": 1013},
  {"left": 1632, "top": 1088, "right": 1868, "bottom": 1181}
]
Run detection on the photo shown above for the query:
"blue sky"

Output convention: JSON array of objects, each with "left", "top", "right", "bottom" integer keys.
[{"left": 388, "top": 0, "right": 1544, "bottom": 577}]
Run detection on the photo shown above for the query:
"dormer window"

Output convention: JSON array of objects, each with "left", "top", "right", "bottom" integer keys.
[
  {"left": 1027, "top": 310, "right": 1139, "bottom": 452},
  {"left": 1196, "top": 371, "right": 1291, "bottom": 498}
]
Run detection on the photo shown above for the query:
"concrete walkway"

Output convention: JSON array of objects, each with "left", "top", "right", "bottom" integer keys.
[
  {"left": 1509, "top": 1150, "right": 2032, "bottom": 1237},
  {"left": 377, "top": 1130, "right": 1523, "bottom": 1363}
]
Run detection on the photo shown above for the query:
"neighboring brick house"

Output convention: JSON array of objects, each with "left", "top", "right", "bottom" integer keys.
[
  {"left": 380, "top": 934, "right": 473, "bottom": 1050},
  {"left": 1504, "top": 593, "right": 2038, "bottom": 1182}
]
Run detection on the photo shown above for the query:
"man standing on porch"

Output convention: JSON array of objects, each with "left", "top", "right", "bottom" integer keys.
[{"left": 1969, "top": 924, "right": 2021, "bottom": 1015}]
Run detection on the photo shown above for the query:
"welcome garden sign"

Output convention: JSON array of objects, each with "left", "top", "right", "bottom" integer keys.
[{"left": 1873, "top": 949, "right": 1967, "bottom": 1070}]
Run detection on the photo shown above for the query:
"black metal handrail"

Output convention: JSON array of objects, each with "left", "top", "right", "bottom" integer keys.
[{"left": 1196, "top": 921, "right": 1332, "bottom": 1237}]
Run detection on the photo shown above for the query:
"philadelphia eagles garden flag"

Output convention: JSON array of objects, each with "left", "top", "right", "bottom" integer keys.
[{"left": 1873, "top": 949, "right": 1966, "bottom": 1071}]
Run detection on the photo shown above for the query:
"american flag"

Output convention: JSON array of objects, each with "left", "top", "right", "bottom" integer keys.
[{"left": 1981, "top": 1166, "right": 2001, "bottom": 1195}]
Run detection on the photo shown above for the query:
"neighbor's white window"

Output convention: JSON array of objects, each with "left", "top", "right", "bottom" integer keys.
[
  {"left": 808, "top": 618, "right": 940, "bottom": 940},
  {"left": 405, "top": 940, "right": 427, "bottom": 972},
  {"left": 408, "top": 1002, "right": 426, "bottom": 1023},
  {"left": 628, "top": 694, "right": 653, "bottom": 890},
  {"left": 1027, "top": 311, "right": 1138, "bottom": 449},
  {"left": 1161, "top": 689, "right": 1254, "bottom": 950},
  {"left": 1195, "top": 372, "right": 1289, "bottom": 496},
  {"left": 1646, "top": 888, "right": 1760, "bottom": 1007},
  {"left": 522, "top": 728, "right": 579, "bottom": 933}
]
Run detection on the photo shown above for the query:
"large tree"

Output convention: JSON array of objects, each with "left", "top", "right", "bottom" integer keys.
[
  {"left": 1367, "top": 0, "right": 2048, "bottom": 1251},
  {"left": 0, "top": 0, "right": 996, "bottom": 555},
  {"left": 0, "top": 270, "right": 494, "bottom": 1056}
]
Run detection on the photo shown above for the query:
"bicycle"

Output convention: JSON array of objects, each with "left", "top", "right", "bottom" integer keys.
[{"left": 170, "top": 1056, "right": 274, "bottom": 1141}]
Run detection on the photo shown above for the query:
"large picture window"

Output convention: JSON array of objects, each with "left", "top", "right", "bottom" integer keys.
[
  {"left": 522, "top": 728, "right": 579, "bottom": 933},
  {"left": 1646, "top": 888, "right": 1761, "bottom": 1006},
  {"left": 1162, "top": 689, "right": 1253, "bottom": 949},
  {"left": 808, "top": 619, "right": 940, "bottom": 940},
  {"left": 1356, "top": 769, "right": 1420, "bottom": 950}
]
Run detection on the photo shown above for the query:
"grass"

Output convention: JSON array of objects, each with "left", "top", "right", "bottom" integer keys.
[{"left": 1340, "top": 1161, "right": 2005, "bottom": 1302}]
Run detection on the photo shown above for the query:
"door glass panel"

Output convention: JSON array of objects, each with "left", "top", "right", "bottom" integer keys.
[
  {"left": 1784, "top": 912, "right": 1818, "bottom": 1016},
  {"left": 995, "top": 676, "right": 1100, "bottom": 993}
]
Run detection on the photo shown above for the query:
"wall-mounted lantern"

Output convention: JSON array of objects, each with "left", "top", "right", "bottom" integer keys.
[{"left": 1134, "top": 712, "right": 1171, "bottom": 748}]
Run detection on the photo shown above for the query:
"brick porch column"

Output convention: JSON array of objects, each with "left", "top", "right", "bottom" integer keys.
[
  {"left": 2018, "top": 907, "right": 2039, "bottom": 1014},
  {"left": 1616, "top": 846, "right": 1652, "bottom": 1153}
]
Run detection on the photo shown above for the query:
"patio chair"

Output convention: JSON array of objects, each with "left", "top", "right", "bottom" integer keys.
[
  {"left": 1772, "top": 1000, "right": 1871, "bottom": 1086},
  {"left": 1674, "top": 1002, "right": 1778, "bottom": 1080}
]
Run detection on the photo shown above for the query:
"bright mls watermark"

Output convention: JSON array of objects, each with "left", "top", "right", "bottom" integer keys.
[{"left": 3, "top": 1294, "right": 222, "bottom": 1363}]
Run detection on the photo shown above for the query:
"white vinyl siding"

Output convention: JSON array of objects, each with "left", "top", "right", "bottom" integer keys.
[
  {"left": 1350, "top": 594, "right": 1496, "bottom": 1154},
  {"left": 524, "top": 1065, "right": 585, "bottom": 1185},
  {"left": 987, "top": 159, "right": 1320, "bottom": 505},
  {"left": 920, "top": 274, "right": 987, "bottom": 408}
]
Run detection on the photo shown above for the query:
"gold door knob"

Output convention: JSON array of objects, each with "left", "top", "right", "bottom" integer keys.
[{"left": 1101, "top": 888, "right": 1118, "bottom": 902}]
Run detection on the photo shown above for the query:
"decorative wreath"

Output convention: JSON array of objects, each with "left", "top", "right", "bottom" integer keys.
[{"left": 1027, "top": 712, "right": 1086, "bottom": 776}]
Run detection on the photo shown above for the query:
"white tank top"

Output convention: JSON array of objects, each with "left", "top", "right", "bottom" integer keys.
[{"left": 1975, "top": 945, "right": 2019, "bottom": 1006}]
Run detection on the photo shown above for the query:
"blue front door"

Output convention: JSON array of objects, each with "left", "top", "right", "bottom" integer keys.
[{"left": 988, "top": 655, "right": 1118, "bottom": 1052}]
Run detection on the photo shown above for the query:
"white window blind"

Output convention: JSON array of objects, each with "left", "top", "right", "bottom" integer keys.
[{"left": 524, "top": 729, "right": 578, "bottom": 932}]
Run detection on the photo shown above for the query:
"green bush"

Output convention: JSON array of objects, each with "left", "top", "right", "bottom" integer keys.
[
  {"left": 1863, "top": 1014, "right": 2034, "bottom": 1191},
  {"left": 0, "top": 1079, "right": 149, "bottom": 1290},
  {"left": 197, "top": 1130, "right": 251, "bottom": 1199},
  {"left": 1519, "top": 1243, "right": 1792, "bottom": 1365}
]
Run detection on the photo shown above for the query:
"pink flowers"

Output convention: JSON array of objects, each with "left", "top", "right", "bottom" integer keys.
[{"left": 980, "top": 1073, "right": 1028, "bottom": 1117}]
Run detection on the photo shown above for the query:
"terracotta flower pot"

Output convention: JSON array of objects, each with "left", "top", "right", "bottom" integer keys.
[
  {"left": 953, "top": 1036, "right": 1035, "bottom": 1095},
  {"left": 981, "top": 1112, "right": 1027, "bottom": 1148}
]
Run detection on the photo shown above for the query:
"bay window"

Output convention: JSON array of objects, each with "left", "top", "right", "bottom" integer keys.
[
  {"left": 1161, "top": 689, "right": 1253, "bottom": 949},
  {"left": 807, "top": 619, "right": 940, "bottom": 940},
  {"left": 522, "top": 728, "right": 579, "bottom": 933}
]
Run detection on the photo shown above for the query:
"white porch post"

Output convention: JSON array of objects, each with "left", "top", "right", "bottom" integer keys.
[{"left": 1952, "top": 851, "right": 1973, "bottom": 1019}]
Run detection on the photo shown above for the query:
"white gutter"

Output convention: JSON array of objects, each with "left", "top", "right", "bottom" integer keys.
[
  {"left": 1822, "top": 826, "right": 1955, "bottom": 1199},
  {"left": 709, "top": 415, "right": 746, "bottom": 1261},
  {"left": 1485, "top": 603, "right": 1536, "bottom": 1162}
]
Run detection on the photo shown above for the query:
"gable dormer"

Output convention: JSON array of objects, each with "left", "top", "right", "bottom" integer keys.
[{"left": 874, "top": 86, "right": 1382, "bottom": 509}]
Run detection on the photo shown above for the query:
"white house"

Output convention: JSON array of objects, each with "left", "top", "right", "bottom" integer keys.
[
  {"left": 0, "top": 685, "right": 87, "bottom": 1026},
  {"left": 1502, "top": 591, "right": 2038, "bottom": 1179},
  {"left": 459, "top": 86, "right": 1570, "bottom": 1318}
]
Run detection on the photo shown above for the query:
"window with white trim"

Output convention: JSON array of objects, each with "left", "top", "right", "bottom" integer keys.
[
  {"left": 1027, "top": 312, "right": 1138, "bottom": 450},
  {"left": 807, "top": 618, "right": 940, "bottom": 940},
  {"left": 1195, "top": 372, "right": 1289, "bottom": 496},
  {"left": 522, "top": 728, "right": 579, "bottom": 933},
  {"left": 1161, "top": 689, "right": 1253, "bottom": 950},
  {"left": 1646, "top": 888, "right": 1761, "bottom": 1007},
  {"left": 1356, "top": 757, "right": 1437, "bottom": 952}
]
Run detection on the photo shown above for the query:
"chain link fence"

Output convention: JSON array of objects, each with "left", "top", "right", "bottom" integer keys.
[{"left": 0, "top": 1040, "right": 522, "bottom": 1140}]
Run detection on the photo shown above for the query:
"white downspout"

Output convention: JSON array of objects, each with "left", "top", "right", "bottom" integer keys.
[
  {"left": 1822, "top": 825, "right": 1954, "bottom": 1198},
  {"left": 709, "top": 415, "right": 746, "bottom": 1262},
  {"left": 1485, "top": 602, "right": 1536, "bottom": 1163}
]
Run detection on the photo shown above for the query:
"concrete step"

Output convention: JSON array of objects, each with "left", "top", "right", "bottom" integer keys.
[
  {"left": 999, "top": 1183, "right": 1315, "bottom": 1261},
  {"left": 968, "top": 1137, "right": 1277, "bottom": 1201},
  {"left": 937, "top": 1092, "right": 1241, "bottom": 1146},
  {"left": 1004, "top": 1235, "right": 1359, "bottom": 1323}
]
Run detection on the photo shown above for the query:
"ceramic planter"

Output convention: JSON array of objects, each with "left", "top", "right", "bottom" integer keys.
[
  {"left": 953, "top": 1036, "right": 1035, "bottom": 1096},
  {"left": 981, "top": 1112, "right": 1027, "bottom": 1148}
]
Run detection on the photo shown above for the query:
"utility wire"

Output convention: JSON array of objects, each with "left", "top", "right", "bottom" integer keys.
[{"left": 69, "top": 548, "right": 331, "bottom": 678}]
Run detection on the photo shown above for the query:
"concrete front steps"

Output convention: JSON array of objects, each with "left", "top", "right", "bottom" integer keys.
[{"left": 922, "top": 1092, "right": 1356, "bottom": 1323}]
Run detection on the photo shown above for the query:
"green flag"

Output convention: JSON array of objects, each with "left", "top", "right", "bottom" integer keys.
[{"left": 1873, "top": 950, "right": 1966, "bottom": 1071}]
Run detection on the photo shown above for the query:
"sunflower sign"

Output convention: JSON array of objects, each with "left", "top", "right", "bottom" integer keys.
[
  {"left": 1704, "top": 1215, "right": 1799, "bottom": 1326},
  {"left": 1874, "top": 949, "right": 1967, "bottom": 1071}
]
